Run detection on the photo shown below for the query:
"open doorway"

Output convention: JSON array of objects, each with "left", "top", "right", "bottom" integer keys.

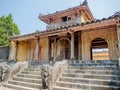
[
  {"left": 56, "top": 38, "right": 71, "bottom": 60},
  {"left": 91, "top": 38, "right": 109, "bottom": 60}
]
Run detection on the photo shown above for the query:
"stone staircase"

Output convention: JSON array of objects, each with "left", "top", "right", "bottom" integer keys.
[
  {"left": 53, "top": 60, "right": 120, "bottom": 90},
  {"left": 2, "top": 60, "right": 120, "bottom": 90},
  {"left": 3, "top": 66, "right": 43, "bottom": 90}
]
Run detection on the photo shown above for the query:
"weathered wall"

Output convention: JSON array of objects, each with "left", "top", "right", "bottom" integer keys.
[
  {"left": 17, "top": 42, "right": 28, "bottom": 61},
  {"left": 81, "top": 28, "right": 119, "bottom": 60},
  {"left": 117, "top": 27, "right": 120, "bottom": 58},
  {"left": 0, "top": 46, "right": 10, "bottom": 60},
  {"left": 93, "top": 52, "right": 109, "bottom": 60},
  {"left": 39, "top": 37, "right": 49, "bottom": 60},
  {"left": 30, "top": 40, "right": 36, "bottom": 60},
  {"left": 81, "top": 16, "right": 85, "bottom": 23},
  {"left": 21, "top": 37, "right": 48, "bottom": 60},
  {"left": 81, "top": 15, "right": 90, "bottom": 23}
]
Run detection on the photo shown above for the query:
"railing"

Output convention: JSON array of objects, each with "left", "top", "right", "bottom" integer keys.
[
  {"left": 45, "top": 60, "right": 68, "bottom": 90},
  {"left": 0, "top": 62, "right": 28, "bottom": 82},
  {"left": 46, "top": 17, "right": 81, "bottom": 30}
]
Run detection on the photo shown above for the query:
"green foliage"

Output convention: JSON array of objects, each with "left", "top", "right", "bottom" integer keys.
[{"left": 0, "top": 14, "right": 20, "bottom": 46}]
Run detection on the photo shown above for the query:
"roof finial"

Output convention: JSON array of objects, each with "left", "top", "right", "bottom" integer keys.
[
  {"left": 82, "top": 0, "right": 88, "bottom": 5},
  {"left": 79, "top": 1, "right": 82, "bottom": 5}
]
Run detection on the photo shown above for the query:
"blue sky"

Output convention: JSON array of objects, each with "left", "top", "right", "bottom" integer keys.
[{"left": 0, "top": 0, "right": 120, "bottom": 35}]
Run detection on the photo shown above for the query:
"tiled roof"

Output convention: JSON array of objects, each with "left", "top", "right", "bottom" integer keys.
[{"left": 9, "top": 13, "right": 120, "bottom": 40}]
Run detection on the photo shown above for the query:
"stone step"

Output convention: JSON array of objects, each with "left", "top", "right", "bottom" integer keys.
[
  {"left": 70, "top": 63, "right": 119, "bottom": 67},
  {"left": 3, "top": 66, "right": 43, "bottom": 90},
  {"left": 3, "top": 84, "right": 39, "bottom": 90},
  {"left": 18, "top": 71, "right": 41, "bottom": 76},
  {"left": 53, "top": 86, "right": 84, "bottom": 90},
  {"left": 13, "top": 77, "right": 42, "bottom": 84},
  {"left": 0, "top": 87, "right": 14, "bottom": 90},
  {"left": 24, "top": 68, "right": 41, "bottom": 71},
  {"left": 56, "top": 81, "right": 120, "bottom": 90},
  {"left": 59, "top": 77, "right": 120, "bottom": 86},
  {"left": 53, "top": 60, "right": 120, "bottom": 90},
  {"left": 27, "top": 66, "right": 41, "bottom": 68},
  {"left": 66, "top": 69, "right": 120, "bottom": 72},
  {"left": 62, "top": 73, "right": 120, "bottom": 80},
  {"left": 8, "top": 80, "right": 41, "bottom": 89},
  {"left": 21, "top": 70, "right": 40, "bottom": 75},
  {"left": 17, "top": 74, "right": 41, "bottom": 79},
  {"left": 65, "top": 69, "right": 120, "bottom": 75},
  {"left": 68, "top": 66, "right": 120, "bottom": 70},
  {"left": 68, "top": 60, "right": 119, "bottom": 64}
]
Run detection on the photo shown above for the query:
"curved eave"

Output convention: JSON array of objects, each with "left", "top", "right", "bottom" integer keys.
[
  {"left": 85, "top": 5, "right": 95, "bottom": 21},
  {"left": 39, "top": 5, "right": 94, "bottom": 24},
  {"left": 9, "top": 33, "right": 37, "bottom": 41}
]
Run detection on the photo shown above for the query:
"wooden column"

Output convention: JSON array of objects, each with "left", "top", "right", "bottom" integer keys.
[
  {"left": 117, "top": 26, "right": 120, "bottom": 66},
  {"left": 117, "top": 26, "right": 120, "bottom": 59},
  {"left": 53, "top": 38, "right": 56, "bottom": 61},
  {"left": 27, "top": 41, "right": 31, "bottom": 61},
  {"left": 48, "top": 37, "right": 51, "bottom": 60},
  {"left": 14, "top": 41, "right": 18, "bottom": 61},
  {"left": 71, "top": 32, "right": 75, "bottom": 59},
  {"left": 78, "top": 32, "right": 82, "bottom": 60},
  {"left": 9, "top": 45, "right": 12, "bottom": 60},
  {"left": 35, "top": 38, "right": 40, "bottom": 60}
]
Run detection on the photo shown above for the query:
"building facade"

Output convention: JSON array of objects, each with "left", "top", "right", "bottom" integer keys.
[{"left": 9, "top": 1, "right": 120, "bottom": 62}]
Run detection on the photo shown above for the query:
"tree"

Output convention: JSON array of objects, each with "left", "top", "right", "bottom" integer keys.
[{"left": 0, "top": 14, "right": 20, "bottom": 46}]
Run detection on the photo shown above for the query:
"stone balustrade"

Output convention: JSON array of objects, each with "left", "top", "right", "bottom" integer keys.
[
  {"left": 0, "top": 61, "right": 27, "bottom": 84},
  {"left": 46, "top": 17, "right": 81, "bottom": 30},
  {"left": 42, "top": 60, "right": 68, "bottom": 90}
]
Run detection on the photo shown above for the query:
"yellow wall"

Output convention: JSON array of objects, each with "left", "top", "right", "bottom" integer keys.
[
  {"left": 81, "top": 28, "right": 119, "bottom": 60},
  {"left": 81, "top": 16, "right": 85, "bottom": 23},
  {"left": 93, "top": 52, "right": 109, "bottom": 60},
  {"left": 17, "top": 42, "right": 28, "bottom": 61},
  {"left": 17, "top": 37, "right": 49, "bottom": 61},
  {"left": 39, "top": 37, "right": 49, "bottom": 60},
  {"left": 81, "top": 15, "right": 90, "bottom": 23},
  {"left": 30, "top": 40, "right": 36, "bottom": 60}
]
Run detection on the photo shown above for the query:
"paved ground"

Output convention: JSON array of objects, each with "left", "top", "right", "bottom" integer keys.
[
  {"left": 0, "top": 83, "right": 13, "bottom": 90},
  {"left": 0, "top": 87, "right": 13, "bottom": 90},
  {"left": 0, "top": 87, "right": 47, "bottom": 90}
]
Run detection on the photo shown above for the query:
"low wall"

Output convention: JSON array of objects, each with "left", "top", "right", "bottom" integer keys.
[{"left": 0, "top": 46, "right": 10, "bottom": 61}]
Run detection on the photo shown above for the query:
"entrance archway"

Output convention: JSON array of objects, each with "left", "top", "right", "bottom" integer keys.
[
  {"left": 56, "top": 38, "right": 71, "bottom": 60},
  {"left": 90, "top": 38, "right": 109, "bottom": 60}
]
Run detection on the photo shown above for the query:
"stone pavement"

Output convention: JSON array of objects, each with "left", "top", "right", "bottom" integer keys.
[{"left": 0, "top": 87, "right": 13, "bottom": 90}]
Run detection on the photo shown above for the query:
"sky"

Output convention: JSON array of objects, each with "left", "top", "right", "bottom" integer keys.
[{"left": 0, "top": 0, "right": 120, "bottom": 35}]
